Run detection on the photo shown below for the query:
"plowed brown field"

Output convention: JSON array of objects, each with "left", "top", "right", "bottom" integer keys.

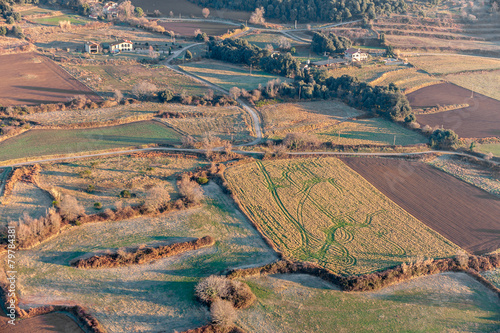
[
  {"left": 0, "top": 53, "right": 100, "bottom": 106},
  {"left": 0, "top": 312, "right": 84, "bottom": 332},
  {"left": 407, "top": 83, "right": 500, "bottom": 138},
  {"left": 341, "top": 157, "right": 500, "bottom": 254}
]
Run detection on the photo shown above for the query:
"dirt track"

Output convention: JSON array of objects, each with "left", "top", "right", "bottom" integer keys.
[
  {"left": 0, "top": 312, "right": 84, "bottom": 332},
  {"left": 0, "top": 53, "right": 100, "bottom": 106},
  {"left": 341, "top": 156, "right": 500, "bottom": 254},
  {"left": 407, "top": 82, "right": 500, "bottom": 138}
]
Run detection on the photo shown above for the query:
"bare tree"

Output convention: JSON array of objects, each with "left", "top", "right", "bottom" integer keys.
[
  {"left": 265, "top": 43, "right": 274, "bottom": 53},
  {"left": 181, "top": 135, "right": 196, "bottom": 148},
  {"left": 195, "top": 275, "right": 231, "bottom": 303},
  {"left": 194, "top": 28, "right": 202, "bottom": 36},
  {"left": 178, "top": 174, "right": 204, "bottom": 204},
  {"left": 277, "top": 36, "right": 291, "bottom": 50},
  {"left": 59, "top": 20, "right": 72, "bottom": 31},
  {"left": 211, "top": 300, "right": 236, "bottom": 327},
  {"left": 229, "top": 86, "right": 241, "bottom": 100},
  {"left": 204, "top": 89, "right": 214, "bottom": 101},
  {"left": 169, "top": 11, "right": 174, "bottom": 17},
  {"left": 250, "top": 7, "right": 266, "bottom": 24},
  {"left": 113, "top": 89, "right": 123, "bottom": 102},
  {"left": 132, "top": 81, "right": 158, "bottom": 100},
  {"left": 59, "top": 195, "right": 85, "bottom": 221},
  {"left": 144, "top": 185, "right": 171, "bottom": 212},
  {"left": 117, "top": 0, "right": 135, "bottom": 19},
  {"left": 202, "top": 7, "right": 210, "bottom": 18}
]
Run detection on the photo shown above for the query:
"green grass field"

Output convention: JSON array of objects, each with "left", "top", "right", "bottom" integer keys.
[
  {"left": 180, "top": 60, "right": 289, "bottom": 91},
  {"left": 317, "top": 118, "right": 428, "bottom": 146},
  {"left": 0, "top": 121, "right": 180, "bottom": 162},
  {"left": 31, "top": 14, "right": 89, "bottom": 26},
  {"left": 478, "top": 143, "right": 500, "bottom": 157},
  {"left": 238, "top": 273, "right": 500, "bottom": 332},
  {"left": 224, "top": 158, "right": 458, "bottom": 275}
]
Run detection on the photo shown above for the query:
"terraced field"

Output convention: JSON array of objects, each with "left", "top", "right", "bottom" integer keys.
[
  {"left": 224, "top": 158, "right": 458, "bottom": 275},
  {"left": 409, "top": 55, "right": 500, "bottom": 75}
]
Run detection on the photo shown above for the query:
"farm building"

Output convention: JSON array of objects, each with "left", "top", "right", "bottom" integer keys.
[
  {"left": 103, "top": 1, "right": 119, "bottom": 17},
  {"left": 109, "top": 40, "right": 133, "bottom": 53},
  {"left": 344, "top": 48, "right": 368, "bottom": 62},
  {"left": 311, "top": 58, "right": 346, "bottom": 67},
  {"left": 84, "top": 41, "right": 100, "bottom": 53}
]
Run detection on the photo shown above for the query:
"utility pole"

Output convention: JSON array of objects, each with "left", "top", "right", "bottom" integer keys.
[
  {"left": 250, "top": 64, "right": 252, "bottom": 75},
  {"left": 298, "top": 85, "right": 301, "bottom": 100},
  {"left": 295, "top": 20, "right": 297, "bottom": 29},
  {"left": 393, "top": 135, "right": 396, "bottom": 146}
]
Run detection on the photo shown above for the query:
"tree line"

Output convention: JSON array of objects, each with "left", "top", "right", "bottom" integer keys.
[
  {"left": 208, "top": 38, "right": 301, "bottom": 77},
  {"left": 188, "top": 0, "right": 408, "bottom": 22},
  {"left": 311, "top": 32, "right": 352, "bottom": 54}
]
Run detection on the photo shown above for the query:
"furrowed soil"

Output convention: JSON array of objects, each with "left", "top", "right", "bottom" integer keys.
[
  {"left": 0, "top": 312, "right": 84, "bottom": 332},
  {"left": 341, "top": 157, "right": 500, "bottom": 254},
  {"left": 224, "top": 158, "right": 458, "bottom": 275},
  {"left": 407, "top": 82, "right": 500, "bottom": 138},
  {"left": 0, "top": 53, "right": 100, "bottom": 106}
]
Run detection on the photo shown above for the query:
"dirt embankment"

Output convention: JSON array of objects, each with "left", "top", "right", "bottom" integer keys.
[{"left": 407, "top": 82, "right": 500, "bottom": 138}]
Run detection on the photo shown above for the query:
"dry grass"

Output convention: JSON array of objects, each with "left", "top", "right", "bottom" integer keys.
[
  {"left": 237, "top": 273, "right": 500, "bottom": 332},
  {"left": 157, "top": 105, "right": 254, "bottom": 143},
  {"left": 15, "top": 183, "right": 275, "bottom": 333},
  {"left": 38, "top": 154, "right": 203, "bottom": 214},
  {"left": 370, "top": 67, "right": 440, "bottom": 92},
  {"left": 388, "top": 35, "right": 500, "bottom": 54},
  {"left": 328, "top": 64, "right": 408, "bottom": 83},
  {"left": 224, "top": 158, "right": 459, "bottom": 275},
  {"left": 445, "top": 70, "right": 500, "bottom": 101},
  {"left": 0, "top": 182, "right": 52, "bottom": 226},
  {"left": 257, "top": 101, "right": 362, "bottom": 138},
  {"left": 408, "top": 55, "right": 500, "bottom": 75},
  {"left": 428, "top": 155, "right": 500, "bottom": 196}
]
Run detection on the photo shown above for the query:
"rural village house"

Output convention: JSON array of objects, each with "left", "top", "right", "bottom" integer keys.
[
  {"left": 109, "top": 39, "right": 134, "bottom": 53},
  {"left": 84, "top": 41, "right": 100, "bottom": 54},
  {"left": 344, "top": 48, "right": 368, "bottom": 62}
]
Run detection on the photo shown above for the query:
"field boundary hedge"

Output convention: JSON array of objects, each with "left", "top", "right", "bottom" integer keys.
[
  {"left": 71, "top": 236, "right": 215, "bottom": 269},
  {"left": 226, "top": 254, "right": 500, "bottom": 293}
]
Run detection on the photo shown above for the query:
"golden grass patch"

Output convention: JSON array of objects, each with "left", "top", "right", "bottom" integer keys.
[
  {"left": 445, "top": 70, "right": 500, "bottom": 101},
  {"left": 409, "top": 55, "right": 500, "bottom": 75},
  {"left": 225, "top": 158, "right": 459, "bottom": 275}
]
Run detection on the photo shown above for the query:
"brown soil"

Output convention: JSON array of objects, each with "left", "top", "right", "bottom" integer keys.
[
  {"left": 0, "top": 312, "right": 84, "bottom": 332},
  {"left": 0, "top": 53, "right": 100, "bottom": 106},
  {"left": 340, "top": 157, "right": 500, "bottom": 254},
  {"left": 407, "top": 82, "right": 500, "bottom": 138}
]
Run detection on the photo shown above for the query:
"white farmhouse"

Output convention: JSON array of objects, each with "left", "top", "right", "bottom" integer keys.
[
  {"left": 344, "top": 48, "right": 368, "bottom": 62},
  {"left": 109, "top": 40, "right": 133, "bottom": 53}
]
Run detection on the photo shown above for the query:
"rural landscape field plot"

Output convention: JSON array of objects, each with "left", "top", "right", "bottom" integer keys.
[
  {"left": 0, "top": 182, "right": 52, "bottom": 226},
  {"left": 341, "top": 157, "right": 500, "bottom": 254},
  {"left": 179, "top": 60, "right": 289, "bottom": 91},
  {"left": 63, "top": 62, "right": 208, "bottom": 97},
  {"left": 241, "top": 32, "right": 303, "bottom": 49},
  {"left": 0, "top": 121, "right": 180, "bottom": 163},
  {"left": 409, "top": 55, "right": 500, "bottom": 75},
  {"left": 478, "top": 143, "right": 500, "bottom": 157},
  {"left": 16, "top": 184, "right": 275, "bottom": 333},
  {"left": 316, "top": 117, "right": 428, "bottom": 146},
  {"left": 157, "top": 105, "right": 254, "bottom": 143},
  {"left": 0, "top": 53, "right": 99, "bottom": 106},
  {"left": 370, "top": 68, "right": 440, "bottom": 92},
  {"left": 0, "top": 312, "right": 83, "bottom": 333},
  {"left": 130, "top": 0, "right": 250, "bottom": 20},
  {"left": 328, "top": 64, "right": 408, "bottom": 83},
  {"left": 38, "top": 154, "right": 203, "bottom": 213},
  {"left": 238, "top": 273, "right": 500, "bottom": 332},
  {"left": 429, "top": 155, "right": 500, "bottom": 196},
  {"left": 408, "top": 83, "right": 500, "bottom": 138},
  {"left": 30, "top": 13, "right": 90, "bottom": 26},
  {"left": 224, "top": 158, "right": 458, "bottom": 275},
  {"left": 257, "top": 101, "right": 363, "bottom": 138},
  {"left": 445, "top": 70, "right": 500, "bottom": 102},
  {"left": 158, "top": 20, "right": 236, "bottom": 36}
]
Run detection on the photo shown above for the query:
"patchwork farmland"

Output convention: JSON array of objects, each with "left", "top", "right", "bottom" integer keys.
[
  {"left": 407, "top": 83, "right": 500, "bottom": 138},
  {"left": 0, "top": 53, "right": 100, "bottom": 106},
  {"left": 224, "top": 157, "right": 458, "bottom": 275},
  {"left": 341, "top": 157, "right": 500, "bottom": 254}
]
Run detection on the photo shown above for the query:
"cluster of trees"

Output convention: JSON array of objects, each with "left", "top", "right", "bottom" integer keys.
[
  {"left": 188, "top": 0, "right": 408, "bottom": 22},
  {"left": 0, "top": 0, "right": 22, "bottom": 23},
  {"left": 0, "top": 24, "right": 22, "bottom": 37},
  {"left": 311, "top": 31, "right": 352, "bottom": 54},
  {"left": 208, "top": 38, "right": 301, "bottom": 77}
]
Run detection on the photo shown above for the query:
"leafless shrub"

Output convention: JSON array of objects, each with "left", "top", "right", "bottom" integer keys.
[
  {"left": 283, "top": 132, "right": 321, "bottom": 150},
  {"left": 277, "top": 36, "right": 291, "bottom": 50},
  {"left": 8, "top": 208, "right": 62, "bottom": 248},
  {"left": 202, "top": 8, "right": 210, "bottom": 18},
  {"left": 456, "top": 250, "right": 469, "bottom": 267},
  {"left": 249, "top": 7, "right": 265, "bottom": 24},
  {"left": 485, "top": 152, "right": 494, "bottom": 160},
  {"left": 113, "top": 89, "right": 123, "bottom": 102},
  {"left": 144, "top": 185, "right": 171, "bottom": 212},
  {"left": 59, "top": 20, "right": 72, "bottom": 31},
  {"left": 182, "top": 135, "right": 196, "bottom": 148},
  {"left": 59, "top": 195, "right": 85, "bottom": 221},
  {"left": 196, "top": 275, "right": 232, "bottom": 304},
  {"left": 210, "top": 300, "right": 236, "bottom": 328},
  {"left": 132, "top": 81, "right": 158, "bottom": 100},
  {"left": 229, "top": 87, "right": 241, "bottom": 100},
  {"left": 178, "top": 174, "right": 204, "bottom": 204},
  {"left": 265, "top": 43, "right": 274, "bottom": 53}
]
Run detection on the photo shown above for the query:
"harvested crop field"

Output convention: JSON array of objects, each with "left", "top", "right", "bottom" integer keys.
[
  {"left": 224, "top": 158, "right": 458, "bottom": 275},
  {"left": 409, "top": 55, "right": 500, "bottom": 75},
  {"left": 0, "top": 121, "right": 181, "bottom": 163},
  {"left": 407, "top": 83, "right": 500, "bottom": 138},
  {"left": 158, "top": 21, "right": 236, "bottom": 36},
  {"left": 0, "top": 312, "right": 84, "bottom": 333},
  {"left": 0, "top": 53, "right": 99, "bottom": 106},
  {"left": 16, "top": 184, "right": 276, "bottom": 333},
  {"left": 238, "top": 272, "right": 500, "bottom": 332},
  {"left": 341, "top": 157, "right": 500, "bottom": 254},
  {"left": 445, "top": 70, "right": 500, "bottom": 102}
]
